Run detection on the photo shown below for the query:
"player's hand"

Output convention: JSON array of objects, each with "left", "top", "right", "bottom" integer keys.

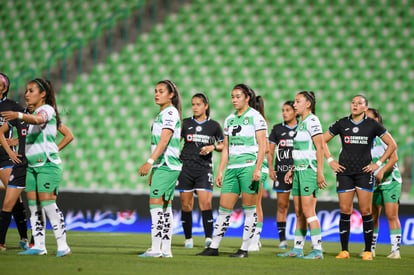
[
  {"left": 317, "top": 174, "right": 327, "bottom": 190},
  {"left": 284, "top": 170, "right": 293, "bottom": 184},
  {"left": 375, "top": 170, "right": 384, "bottom": 184},
  {"left": 362, "top": 162, "right": 379, "bottom": 174},
  {"left": 215, "top": 172, "right": 223, "bottom": 188},
  {"left": 252, "top": 168, "right": 261, "bottom": 182},
  {"left": 269, "top": 167, "right": 276, "bottom": 181},
  {"left": 329, "top": 160, "right": 346, "bottom": 173},
  {"left": 138, "top": 162, "right": 152, "bottom": 177},
  {"left": 6, "top": 138, "right": 18, "bottom": 147},
  {"left": 1, "top": 111, "right": 18, "bottom": 121},
  {"left": 199, "top": 145, "right": 213, "bottom": 156},
  {"left": 8, "top": 151, "right": 22, "bottom": 164}
]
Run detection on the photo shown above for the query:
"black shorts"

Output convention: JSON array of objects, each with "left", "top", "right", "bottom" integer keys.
[
  {"left": 273, "top": 172, "right": 292, "bottom": 193},
  {"left": 336, "top": 173, "right": 375, "bottom": 193},
  {"left": 176, "top": 167, "right": 214, "bottom": 192},
  {"left": 8, "top": 162, "right": 28, "bottom": 188},
  {"left": 0, "top": 159, "right": 13, "bottom": 170}
]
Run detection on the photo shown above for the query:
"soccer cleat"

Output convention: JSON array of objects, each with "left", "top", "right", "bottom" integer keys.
[
  {"left": 359, "top": 249, "right": 375, "bottom": 258},
  {"left": 197, "top": 247, "right": 219, "bottom": 256},
  {"left": 204, "top": 237, "right": 212, "bottom": 248},
  {"left": 0, "top": 244, "right": 6, "bottom": 252},
  {"left": 138, "top": 248, "right": 162, "bottom": 258},
  {"left": 304, "top": 249, "right": 324, "bottom": 260},
  {"left": 19, "top": 239, "right": 30, "bottom": 250},
  {"left": 387, "top": 250, "right": 401, "bottom": 259},
  {"left": 230, "top": 249, "right": 248, "bottom": 258},
  {"left": 278, "top": 240, "right": 288, "bottom": 249},
  {"left": 362, "top": 251, "right": 373, "bottom": 261},
  {"left": 56, "top": 248, "right": 72, "bottom": 257},
  {"left": 184, "top": 238, "right": 193, "bottom": 249},
  {"left": 277, "top": 248, "right": 304, "bottom": 258},
  {"left": 162, "top": 252, "right": 173, "bottom": 258},
  {"left": 336, "top": 250, "right": 350, "bottom": 259},
  {"left": 18, "top": 248, "right": 47, "bottom": 256}
]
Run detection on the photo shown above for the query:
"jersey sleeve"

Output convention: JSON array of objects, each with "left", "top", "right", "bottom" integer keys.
[
  {"left": 162, "top": 108, "right": 179, "bottom": 131},
  {"left": 37, "top": 104, "right": 55, "bottom": 124},
  {"left": 223, "top": 116, "right": 230, "bottom": 136},
  {"left": 268, "top": 125, "right": 277, "bottom": 144},
  {"left": 328, "top": 119, "right": 341, "bottom": 136},
  {"left": 181, "top": 118, "right": 188, "bottom": 139},
  {"left": 307, "top": 115, "right": 323, "bottom": 137},
  {"left": 374, "top": 120, "right": 387, "bottom": 138},
  {"left": 254, "top": 112, "right": 267, "bottom": 132}
]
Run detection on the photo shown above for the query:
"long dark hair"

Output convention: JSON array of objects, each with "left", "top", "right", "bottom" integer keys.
[
  {"left": 298, "top": 91, "right": 316, "bottom": 114},
  {"left": 255, "top": 95, "right": 266, "bottom": 120},
  {"left": 368, "top": 107, "right": 383, "bottom": 125},
  {"left": 193, "top": 92, "right": 210, "bottom": 118},
  {"left": 0, "top": 72, "right": 10, "bottom": 98},
  {"left": 31, "top": 78, "right": 61, "bottom": 126},
  {"left": 233, "top": 83, "right": 256, "bottom": 109},
  {"left": 157, "top": 79, "right": 182, "bottom": 120}
]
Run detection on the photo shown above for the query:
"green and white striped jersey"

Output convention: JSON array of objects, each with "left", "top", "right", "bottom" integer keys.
[
  {"left": 292, "top": 113, "right": 322, "bottom": 171},
  {"left": 224, "top": 107, "right": 267, "bottom": 169},
  {"left": 372, "top": 137, "right": 402, "bottom": 185},
  {"left": 151, "top": 106, "right": 182, "bottom": 171},
  {"left": 26, "top": 104, "right": 61, "bottom": 167}
]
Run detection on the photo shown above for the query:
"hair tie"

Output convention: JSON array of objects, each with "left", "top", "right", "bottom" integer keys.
[{"left": 34, "top": 79, "right": 46, "bottom": 92}]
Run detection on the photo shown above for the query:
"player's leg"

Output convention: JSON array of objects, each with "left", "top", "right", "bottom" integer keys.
[
  {"left": 276, "top": 191, "right": 290, "bottom": 248},
  {"left": 383, "top": 182, "right": 402, "bottom": 259},
  {"left": 0, "top": 166, "right": 12, "bottom": 190},
  {"left": 180, "top": 191, "right": 194, "bottom": 248},
  {"left": 196, "top": 189, "right": 213, "bottom": 247},
  {"left": 371, "top": 188, "right": 382, "bottom": 257},
  {"left": 356, "top": 188, "right": 374, "bottom": 260}
]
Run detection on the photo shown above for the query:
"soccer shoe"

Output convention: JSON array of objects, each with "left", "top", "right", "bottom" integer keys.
[
  {"left": 335, "top": 250, "right": 350, "bottom": 259},
  {"left": 362, "top": 251, "right": 373, "bottom": 261},
  {"left": 19, "top": 239, "right": 29, "bottom": 250},
  {"left": 184, "top": 238, "right": 193, "bottom": 249},
  {"left": 359, "top": 249, "right": 375, "bottom": 258},
  {"left": 56, "top": 248, "right": 72, "bottom": 257},
  {"left": 278, "top": 240, "right": 288, "bottom": 249},
  {"left": 387, "top": 250, "right": 401, "bottom": 259},
  {"left": 0, "top": 244, "right": 6, "bottom": 252},
  {"left": 204, "top": 237, "right": 212, "bottom": 248},
  {"left": 277, "top": 248, "right": 304, "bottom": 258},
  {"left": 162, "top": 252, "right": 173, "bottom": 258},
  {"left": 196, "top": 247, "right": 219, "bottom": 256},
  {"left": 138, "top": 248, "right": 162, "bottom": 258},
  {"left": 230, "top": 249, "right": 248, "bottom": 258},
  {"left": 18, "top": 248, "right": 47, "bottom": 256},
  {"left": 303, "top": 249, "right": 324, "bottom": 260}
]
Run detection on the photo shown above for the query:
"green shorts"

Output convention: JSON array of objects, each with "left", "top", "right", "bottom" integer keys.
[
  {"left": 373, "top": 180, "right": 401, "bottom": 205},
  {"left": 26, "top": 162, "right": 63, "bottom": 194},
  {"left": 221, "top": 166, "right": 259, "bottom": 195},
  {"left": 150, "top": 165, "right": 180, "bottom": 201},
  {"left": 292, "top": 168, "right": 319, "bottom": 197}
]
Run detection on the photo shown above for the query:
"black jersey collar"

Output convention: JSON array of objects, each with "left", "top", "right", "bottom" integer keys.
[
  {"left": 348, "top": 114, "right": 367, "bottom": 125},
  {"left": 192, "top": 116, "right": 210, "bottom": 125},
  {"left": 282, "top": 122, "right": 298, "bottom": 130}
]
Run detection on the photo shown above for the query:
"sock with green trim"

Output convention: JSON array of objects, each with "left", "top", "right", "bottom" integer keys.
[
  {"left": 28, "top": 200, "right": 46, "bottom": 250},
  {"left": 149, "top": 205, "right": 163, "bottom": 253},
  {"left": 209, "top": 207, "right": 232, "bottom": 249},
  {"left": 42, "top": 201, "right": 69, "bottom": 251},
  {"left": 241, "top": 205, "right": 257, "bottom": 251},
  {"left": 390, "top": 228, "right": 402, "bottom": 252},
  {"left": 161, "top": 205, "right": 173, "bottom": 255},
  {"left": 293, "top": 229, "right": 307, "bottom": 250}
]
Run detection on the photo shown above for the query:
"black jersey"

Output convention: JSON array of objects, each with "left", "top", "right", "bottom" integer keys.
[
  {"left": 180, "top": 117, "right": 224, "bottom": 169},
  {"left": 0, "top": 98, "right": 25, "bottom": 162},
  {"left": 8, "top": 108, "right": 29, "bottom": 156},
  {"left": 328, "top": 115, "right": 386, "bottom": 175},
  {"left": 269, "top": 122, "right": 297, "bottom": 173}
]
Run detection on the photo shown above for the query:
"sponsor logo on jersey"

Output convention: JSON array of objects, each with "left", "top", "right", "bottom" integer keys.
[{"left": 344, "top": 135, "right": 368, "bottom": 144}]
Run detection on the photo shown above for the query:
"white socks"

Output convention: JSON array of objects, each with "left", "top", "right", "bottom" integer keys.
[
  {"left": 150, "top": 206, "right": 164, "bottom": 253},
  {"left": 42, "top": 202, "right": 69, "bottom": 252},
  {"left": 28, "top": 203, "right": 46, "bottom": 250},
  {"left": 240, "top": 206, "right": 257, "bottom": 251},
  {"left": 209, "top": 207, "right": 232, "bottom": 249}
]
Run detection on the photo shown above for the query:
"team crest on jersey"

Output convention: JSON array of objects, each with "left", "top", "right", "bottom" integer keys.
[
  {"left": 186, "top": 134, "right": 193, "bottom": 142},
  {"left": 352, "top": 127, "right": 359, "bottom": 133},
  {"left": 196, "top": 126, "right": 202, "bottom": 132},
  {"left": 243, "top": 118, "right": 249, "bottom": 125},
  {"left": 289, "top": 130, "right": 295, "bottom": 137}
]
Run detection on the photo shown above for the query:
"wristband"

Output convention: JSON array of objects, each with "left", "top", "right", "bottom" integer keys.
[
  {"left": 147, "top": 158, "right": 154, "bottom": 165},
  {"left": 18, "top": 112, "right": 23, "bottom": 120},
  {"left": 376, "top": 160, "right": 383, "bottom": 166},
  {"left": 327, "top": 157, "right": 334, "bottom": 164}
]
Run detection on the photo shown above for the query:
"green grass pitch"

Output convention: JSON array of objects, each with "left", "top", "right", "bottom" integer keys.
[{"left": 1, "top": 230, "right": 413, "bottom": 275}]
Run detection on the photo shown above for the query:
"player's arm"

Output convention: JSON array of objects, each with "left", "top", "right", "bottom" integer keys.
[
  {"left": 364, "top": 132, "right": 397, "bottom": 174},
  {"left": 0, "top": 123, "right": 20, "bottom": 164},
  {"left": 1, "top": 111, "right": 46, "bottom": 125},
  {"left": 375, "top": 150, "right": 398, "bottom": 183},
  {"left": 215, "top": 136, "right": 229, "bottom": 188},
  {"left": 323, "top": 131, "right": 345, "bottom": 173},
  {"left": 267, "top": 142, "right": 276, "bottom": 181},
  {"left": 312, "top": 133, "right": 326, "bottom": 189},
  {"left": 57, "top": 123, "right": 74, "bottom": 151}
]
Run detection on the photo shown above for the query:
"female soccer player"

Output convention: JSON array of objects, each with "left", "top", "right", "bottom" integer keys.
[
  {"left": 138, "top": 80, "right": 182, "bottom": 258},
  {"left": 323, "top": 95, "right": 397, "bottom": 261},
  {"left": 366, "top": 108, "right": 402, "bottom": 259},
  {"left": 0, "top": 103, "right": 73, "bottom": 251},
  {"left": 177, "top": 92, "right": 224, "bottom": 249},
  {"left": 268, "top": 100, "right": 298, "bottom": 249},
  {"left": 277, "top": 91, "right": 326, "bottom": 260},
  {"left": 2, "top": 78, "right": 71, "bottom": 256},
  {"left": 0, "top": 72, "right": 31, "bottom": 250},
  {"left": 198, "top": 84, "right": 267, "bottom": 258},
  {"left": 248, "top": 95, "right": 269, "bottom": 252}
]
